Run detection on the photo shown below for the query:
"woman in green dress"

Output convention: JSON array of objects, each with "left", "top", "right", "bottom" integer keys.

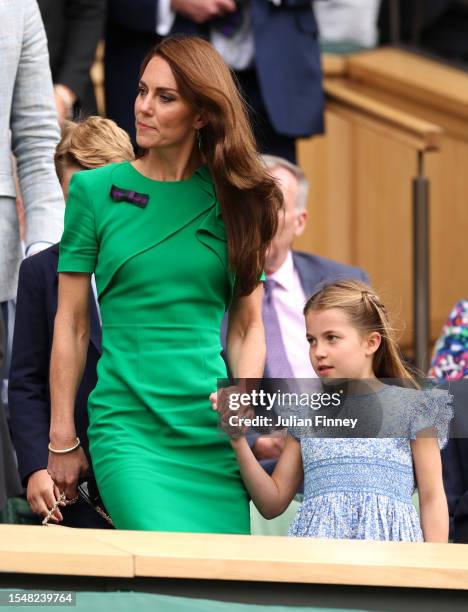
[{"left": 47, "top": 37, "right": 283, "bottom": 532}]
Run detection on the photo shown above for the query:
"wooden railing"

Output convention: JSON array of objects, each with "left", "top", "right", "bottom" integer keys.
[
  {"left": 298, "top": 47, "right": 468, "bottom": 367},
  {"left": 1, "top": 525, "right": 467, "bottom": 590}
]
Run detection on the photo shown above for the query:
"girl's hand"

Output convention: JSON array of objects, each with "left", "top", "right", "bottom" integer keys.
[
  {"left": 27, "top": 469, "right": 63, "bottom": 522},
  {"left": 209, "top": 385, "right": 253, "bottom": 439}
]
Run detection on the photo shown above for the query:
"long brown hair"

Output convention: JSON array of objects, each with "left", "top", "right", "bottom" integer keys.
[
  {"left": 303, "top": 280, "right": 418, "bottom": 386},
  {"left": 139, "top": 36, "right": 283, "bottom": 295}
]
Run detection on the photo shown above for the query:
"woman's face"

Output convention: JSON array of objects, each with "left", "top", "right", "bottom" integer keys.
[{"left": 135, "top": 56, "right": 202, "bottom": 151}]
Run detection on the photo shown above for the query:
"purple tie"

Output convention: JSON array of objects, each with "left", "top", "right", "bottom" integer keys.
[
  {"left": 215, "top": 3, "right": 243, "bottom": 38},
  {"left": 263, "top": 279, "right": 294, "bottom": 379}
]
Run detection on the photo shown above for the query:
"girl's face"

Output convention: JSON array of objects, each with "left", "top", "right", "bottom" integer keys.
[
  {"left": 134, "top": 56, "right": 204, "bottom": 151},
  {"left": 305, "top": 308, "right": 380, "bottom": 380}
]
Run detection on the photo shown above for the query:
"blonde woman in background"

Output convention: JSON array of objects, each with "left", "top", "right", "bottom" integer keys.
[{"left": 8, "top": 117, "right": 134, "bottom": 527}]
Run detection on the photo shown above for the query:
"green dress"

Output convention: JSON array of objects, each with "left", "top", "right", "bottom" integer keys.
[{"left": 58, "top": 161, "right": 250, "bottom": 533}]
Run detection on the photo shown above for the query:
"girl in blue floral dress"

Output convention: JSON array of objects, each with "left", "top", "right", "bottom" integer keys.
[{"left": 215, "top": 280, "right": 452, "bottom": 542}]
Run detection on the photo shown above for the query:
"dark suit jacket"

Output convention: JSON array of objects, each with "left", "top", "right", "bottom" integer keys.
[
  {"left": 105, "top": 0, "right": 323, "bottom": 141},
  {"left": 37, "top": 0, "right": 106, "bottom": 114},
  {"left": 441, "top": 380, "right": 468, "bottom": 543},
  {"left": 292, "top": 250, "right": 368, "bottom": 298},
  {"left": 8, "top": 244, "right": 102, "bottom": 487},
  {"left": 0, "top": 307, "right": 4, "bottom": 370}
]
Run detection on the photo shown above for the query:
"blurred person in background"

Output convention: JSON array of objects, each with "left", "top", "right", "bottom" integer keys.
[
  {"left": 0, "top": 0, "right": 64, "bottom": 513},
  {"left": 314, "top": 0, "right": 382, "bottom": 50},
  {"left": 9, "top": 117, "right": 134, "bottom": 527},
  {"left": 37, "top": 0, "right": 107, "bottom": 123},
  {"left": 105, "top": 0, "right": 324, "bottom": 162},
  {"left": 1, "top": 0, "right": 64, "bottom": 310},
  {"left": 379, "top": 0, "right": 468, "bottom": 63},
  {"left": 0, "top": 314, "right": 22, "bottom": 517},
  {"left": 429, "top": 300, "right": 468, "bottom": 543}
]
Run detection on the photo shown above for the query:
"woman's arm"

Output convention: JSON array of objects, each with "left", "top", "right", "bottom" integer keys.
[
  {"left": 231, "top": 435, "right": 303, "bottom": 519},
  {"left": 48, "top": 272, "right": 91, "bottom": 499},
  {"left": 210, "top": 284, "right": 264, "bottom": 413},
  {"left": 213, "top": 283, "right": 303, "bottom": 517},
  {"left": 412, "top": 435, "right": 449, "bottom": 543},
  {"left": 226, "top": 283, "right": 265, "bottom": 380}
]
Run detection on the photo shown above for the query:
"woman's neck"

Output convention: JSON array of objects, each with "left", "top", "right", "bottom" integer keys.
[{"left": 134, "top": 145, "right": 203, "bottom": 182}]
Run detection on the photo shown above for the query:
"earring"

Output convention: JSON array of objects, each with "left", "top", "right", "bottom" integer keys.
[{"left": 197, "top": 129, "right": 202, "bottom": 150}]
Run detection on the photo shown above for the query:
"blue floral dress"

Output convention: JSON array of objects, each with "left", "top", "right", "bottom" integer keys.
[{"left": 288, "top": 385, "right": 453, "bottom": 541}]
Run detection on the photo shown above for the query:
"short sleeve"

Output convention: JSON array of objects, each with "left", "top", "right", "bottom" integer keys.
[
  {"left": 409, "top": 388, "right": 454, "bottom": 449},
  {"left": 58, "top": 173, "right": 97, "bottom": 274}
]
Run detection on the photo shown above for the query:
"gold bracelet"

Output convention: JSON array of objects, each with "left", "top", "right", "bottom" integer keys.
[{"left": 48, "top": 437, "right": 80, "bottom": 454}]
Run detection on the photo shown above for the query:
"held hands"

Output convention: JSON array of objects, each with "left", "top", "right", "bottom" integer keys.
[
  {"left": 252, "top": 435, "right": 286, "bottom": 461},
  {"left": 171, "top": 0, "right": 237, "bottom": 23},
  {"left": 27, "top": 469, "right": 64, "bottom": 522},
  {"left": 47, "top": 444, "right": 89, "bottom": 501},
  {"left": 209, "top": 385, "right": 253, "bottom": 439}
]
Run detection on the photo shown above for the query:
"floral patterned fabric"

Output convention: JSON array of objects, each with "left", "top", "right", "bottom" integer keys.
[
  {"left": 288, "top": 385, "right": 453, "bottom": 541},
  {"left": 429, "top": 300, "right": 468, "bottom": 381}
]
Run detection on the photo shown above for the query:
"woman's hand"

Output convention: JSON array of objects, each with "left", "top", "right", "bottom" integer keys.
[
  {"left": 210, "top": 385, "right": 253, "bottom": 439},
  {"left": 27, "top": 469, "right": 63, "bottom": 522},
  {"left": 171, "top": 0, "right": 236, "bottom": 23},
  {"left": 49, "top": 272, "right": 92, "bottom": 500},
  {"left": 47, "top": 445, "right": 89, "bottom": 500}
]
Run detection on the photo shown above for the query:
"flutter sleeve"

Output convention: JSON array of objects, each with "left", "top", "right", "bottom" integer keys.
[
  {"left": 409, "top": 388, "right": 454, "bottom": 449},
  {"left": 58, "top": 172, "right": 98, "bottom": 274}
]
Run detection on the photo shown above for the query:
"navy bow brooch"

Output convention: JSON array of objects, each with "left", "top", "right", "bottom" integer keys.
[{"left": 110, "top": 185, "right": 149, "bottom": 209}]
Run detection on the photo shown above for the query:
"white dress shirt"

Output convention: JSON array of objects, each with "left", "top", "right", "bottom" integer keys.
[{"left": 156, "top": 0, "right": 255, "bottom": 70}]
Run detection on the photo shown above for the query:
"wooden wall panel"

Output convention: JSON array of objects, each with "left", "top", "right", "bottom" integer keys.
[
  {"left": 296, "top": 111, "right": 353, "bottom": 264},
  {"left": 297, "top": 112, "right": 418, "bottom": 348},
  {"left": 352, "top": 123, "right": 416, "bottom": 347},
  {"left": 295, "top": 51, "right": 468, "bottom": 353},
  {"left": 426, "top": 137, "right": 468, "bottom": 336}
]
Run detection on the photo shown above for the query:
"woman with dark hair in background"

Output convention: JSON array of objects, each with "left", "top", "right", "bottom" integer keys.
[{"left": 48, "top": 37, "right": 282, "bottom": 532}]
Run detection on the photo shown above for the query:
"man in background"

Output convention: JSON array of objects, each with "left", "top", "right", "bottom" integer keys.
[
  {"left": 1, "top": 0, "right": 64, "bottom": 307},
  {"left": 105, "top": 0, "right": 324, "bottom": 162},
  {"left": 0, "top": 0, "right": 64, "bottom": 504},
  {"left": 37, "top": 0, "right": 106, "bottom": 122}
]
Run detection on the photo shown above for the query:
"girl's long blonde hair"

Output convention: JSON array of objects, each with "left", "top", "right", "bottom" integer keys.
[{"left": 304, "top": 280, "right": 417, "bottom": 386}]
